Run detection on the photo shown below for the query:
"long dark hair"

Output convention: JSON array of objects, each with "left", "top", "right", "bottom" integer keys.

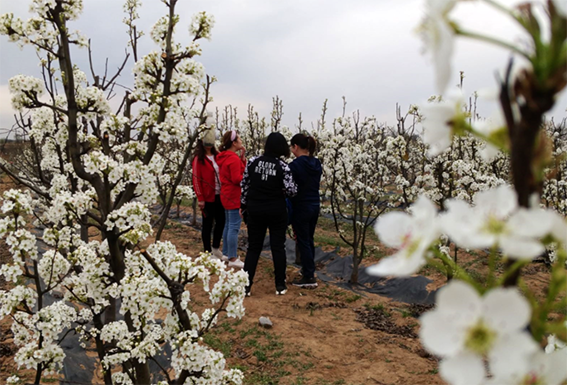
[
  {"left": 291, "top": 133, "right": 316, "bottom": 157},
  {"left": 193, "top": 139, "right": 218, "bottom": 163},
  {"left": 264, "top": 132, "right": 290, "bottom": 158},
  {"left": 220, "top": 130, "right": 239, "bottom": 151}
]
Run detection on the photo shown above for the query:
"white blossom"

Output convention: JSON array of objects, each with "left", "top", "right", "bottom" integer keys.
[{"left": 420, "top": 281, "right": 538, "bottom": 385}]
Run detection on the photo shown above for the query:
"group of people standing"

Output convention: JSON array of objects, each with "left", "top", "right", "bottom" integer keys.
[{"left": 192, "top": 129, "right": 322, "bottom": 296}]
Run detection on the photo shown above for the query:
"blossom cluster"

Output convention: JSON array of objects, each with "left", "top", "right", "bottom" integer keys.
[{"left": 0, "top": 0, "right": 248, "bottom": 383}]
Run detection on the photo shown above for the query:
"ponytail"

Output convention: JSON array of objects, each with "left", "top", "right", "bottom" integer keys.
[
  {"left": 306, "top": 136, "right": 316, "bottom": 156},
  {"left": 221, "top": 130, "right": 238, "bottom": 151},
  {"left": 291, "top": 133, "right": 317, "bottom": 157}
]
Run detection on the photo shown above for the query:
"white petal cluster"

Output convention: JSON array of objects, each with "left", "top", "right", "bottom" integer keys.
[
  {"left": 190, "top": 11, "right": 215, "bottom": 40},
  {"left": 8, "top": 75, "right": 45, "bottom": 110},
  {"left": 0, "top": 1, "right": 243, "bottom": 382},
  {"left": 368, "top": 196, "right": 440, "bottom": 276},
  {"left": 420, "top": 92, "right": 466, "bottom": 156},
  {"left": 369, "top": 184, "right": 567, "bottom": 277},
  {"left": 420, "top": 281, "right": 538, "bottom": 385},
  {"left": 441, "top": 185, "right": 567, "bottom": 260},
  {"left": 105, "top": 202, "right": 152, "bottom": 244}
]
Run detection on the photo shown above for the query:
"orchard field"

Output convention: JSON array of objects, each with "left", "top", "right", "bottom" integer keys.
[{"left": 0, "top": 0, "right": 566, "bottom": 385}]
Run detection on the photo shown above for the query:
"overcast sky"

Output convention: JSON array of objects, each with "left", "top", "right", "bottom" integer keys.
[{"left": 1, "top": 0, "right": 566, "bottom": 134}]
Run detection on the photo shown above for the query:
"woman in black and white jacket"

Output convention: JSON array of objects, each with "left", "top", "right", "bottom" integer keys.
[{"left": 240, "top": 132, "right": 297, "bottom": 296}]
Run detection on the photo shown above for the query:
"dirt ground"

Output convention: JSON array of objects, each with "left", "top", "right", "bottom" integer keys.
[{"left": 0, "top": 174, "right": 558, "bottom": 385}]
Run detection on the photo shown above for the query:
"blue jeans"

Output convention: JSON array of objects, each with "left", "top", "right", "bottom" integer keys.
[{"left": 222, "top": 209, "right": 242, "bottom": 258}]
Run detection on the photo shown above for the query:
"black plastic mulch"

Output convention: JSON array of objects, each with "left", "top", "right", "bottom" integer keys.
[
  {"left": 168, "top": 210, "right": 439, "bottom": 305},
  {"left": 261, "top": 237, "right": 438, "bottom": 305}
]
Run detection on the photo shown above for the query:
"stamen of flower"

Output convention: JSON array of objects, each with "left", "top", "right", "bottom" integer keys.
[
  {"left": 404, "top": 238, "right": 421, "bottom": 259},
  {"left": 483, "top": 215, "right": 507, "bottom": 235},
  {"left": 464, "top": 319, "right": 496, "bottom": 355}
]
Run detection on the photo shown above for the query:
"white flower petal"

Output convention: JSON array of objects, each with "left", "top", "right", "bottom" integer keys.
[
  {"left": 552, "top": 0, "right": 567, "bottom": 18},
  {"left": 507, "top": 208, "right": 556, "bottom": 238},
  {"left": 500, "top": 236, "right": 545, "bottom": 260},
  {"left": 374, "top": 212, "right": 412, "bottom": 248},
  {"left": 437, "top": 280, "right": 482, "bottom": 319},
  {"left": 420, "top": 310, "right": 466, "bottom": 356},
  {"left": 440, "top": 353, "right": 486, "bottom": 385},
  {"left": 540, "top": 349, "right": 567, "bottom": 385},
  {"left": 432, "top": 17, "right": 454, "bottom": 95},
  {"left": 482, "top": 287, "right": 531, "bottom": 332},
  {"left": 365, "top": 249, "right": 426, "bottom": 277},
  {"left": 474, "top": 185, "right": 517, "bottom": 219},
  {"left": 489, "top": 332, "right": 539, "bottom": 378}
]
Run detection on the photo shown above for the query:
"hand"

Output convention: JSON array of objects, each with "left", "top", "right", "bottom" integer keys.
[
  {"left": 198, "top": 201, "right": 205, "bottom": 211},
  {"left": 239, "top": 208, "right": 243, "bottom": 218},
  {"left": 239, "top": 147, "right": 246, "bottom": 161}
]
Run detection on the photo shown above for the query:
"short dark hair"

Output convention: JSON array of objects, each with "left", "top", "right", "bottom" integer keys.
[
  {"left": 291, "top": 133, "right": 317, "bottom": 156},
  {"left": 264, "top": 132, "right": 290, "bottom": 158}
]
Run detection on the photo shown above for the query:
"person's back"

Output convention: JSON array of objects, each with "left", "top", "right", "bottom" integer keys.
[
  {"left": 289, "top": 155, "right": 322, "bottom": 205},
  {"left": 241, "top": 132, "right": 297, "bottom": 296},
  {"left": 288, "top": 133, "right": 322, "bottom": 289},
  {"left": 242, "top": 155, "right": 294, "bottom": 209}
]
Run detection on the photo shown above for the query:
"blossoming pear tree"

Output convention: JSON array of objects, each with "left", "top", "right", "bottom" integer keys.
[
  {"left": 0, "top": 1, "right": 247, "bottom": 384},
  {"left": 319, "top": 107, "right": 391, "bottom": 284},
  {"left": 368, "top": 1, "right": 567, "bottom": 384}
]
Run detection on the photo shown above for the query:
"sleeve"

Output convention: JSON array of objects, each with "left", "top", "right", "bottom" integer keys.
[
  {"left": 191, "top": 157, "right": 204, "bottom": 202},
  {"left": 280, "top": 160, "right": 298, "bottom": 198},
  {"left": 228, "top": 157, "right": 244, "bottom": 185},
  {"left": 240, "top": 156, "right": 256, "bottom": 208}
]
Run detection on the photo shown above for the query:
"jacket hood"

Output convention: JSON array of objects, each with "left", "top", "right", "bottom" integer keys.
[
  {"left": 216, "top": 150, "right": 239, "bottom": 166},
  {"left": 293, "top": 156, "right": 322, "bottom": 176}
]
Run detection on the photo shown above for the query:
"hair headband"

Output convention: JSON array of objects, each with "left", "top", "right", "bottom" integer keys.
[{"left": 231, "top": 130, "right": 236, "bottom": 141}]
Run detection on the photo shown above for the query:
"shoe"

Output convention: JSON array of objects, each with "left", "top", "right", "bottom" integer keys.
[
  {"left": 275, "top": 284, "right": 287, "bottom": 295},
  {"left": 212, "top": 248, "right": 225, "bottom": 260},
  {"left": 245, "top": 286, "right": 251, "bottom": 297},
  {"left": 292, "top": 276, "right": 318, "bottom": 288},
  {"left": 227, "top": 258, "right": 244, "bottom": 269}
]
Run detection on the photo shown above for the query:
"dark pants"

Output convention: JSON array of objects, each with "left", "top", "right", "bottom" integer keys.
[
  {"left": 202, "top": 195, "right": 225, "bottom": 251},
  {"left": 244, "top": 201, "right": 288, "bottom": 289},
  {"left": 292, "top": 204, "right": 319, "bottom": 279}
]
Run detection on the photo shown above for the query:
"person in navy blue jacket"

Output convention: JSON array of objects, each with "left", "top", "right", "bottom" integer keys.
[{"left": 289, "top": 133, "right": 322, "bottom": 288}]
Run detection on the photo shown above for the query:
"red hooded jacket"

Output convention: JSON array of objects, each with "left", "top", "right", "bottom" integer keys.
[
  {"left": 192, "top": 156, "right": 218, "bottom": 203},
  {"left": 216, "top": 150, "right": 246, "bottom": 210}
]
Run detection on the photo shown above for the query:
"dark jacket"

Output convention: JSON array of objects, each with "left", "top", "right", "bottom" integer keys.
[
  {"left": 241, "top": 155, "right": 297, "bottom": 209},
  {"left": 289, "top": 156, "right": 322, "bottom": 206}
]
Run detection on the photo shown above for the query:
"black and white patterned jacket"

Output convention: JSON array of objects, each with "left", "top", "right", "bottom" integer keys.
[{"left": 241, "top": 155, "right": 297, "bottom": 208}]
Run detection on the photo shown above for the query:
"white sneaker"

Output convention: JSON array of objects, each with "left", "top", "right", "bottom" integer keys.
[
  {"left": 227, "top": 258, "right": 244, "bottom": 269},
  {"left": 212, "top": 248, "right": 225, "bottom": 260}
]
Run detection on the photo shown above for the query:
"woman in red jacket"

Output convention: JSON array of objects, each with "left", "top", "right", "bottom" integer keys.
[
  {"left": 192, "top": 133, "right": 225, "bottom": 259},
  {"left": 216, "top": 130, "right": 246, "bottom": 269}
]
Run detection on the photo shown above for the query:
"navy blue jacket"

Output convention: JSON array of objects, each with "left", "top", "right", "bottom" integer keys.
[{"left": 289, "top": 156, "right": 322, "bottom": 206}]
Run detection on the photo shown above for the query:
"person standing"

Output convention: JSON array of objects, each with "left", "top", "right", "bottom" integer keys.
[
  {"left": 216, "top": 130, "right": 246, "bottom": 269},
  {"left": 289, "top": 133, "right": 322, "bottom": 288},
  {"left": 191, "top": 130, "right": 225, "bottom": 260},
  {"left": 241, "top": 132, "right": 297, "bottom": 296}
]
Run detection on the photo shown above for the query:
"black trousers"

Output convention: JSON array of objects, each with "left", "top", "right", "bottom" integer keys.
[
  {"left": 292, "top": 203, "right": 319, "bottom": 279},
  {"left": 202, "top": 195, "right": 225, "bottom": 251},
  {"left": 244, "top": 201, "right": 288, "bottom": 289}
]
